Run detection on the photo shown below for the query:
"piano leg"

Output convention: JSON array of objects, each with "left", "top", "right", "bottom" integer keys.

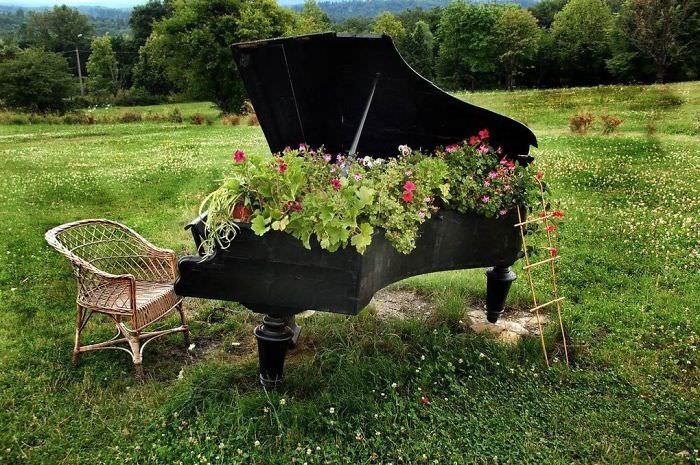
[
  {"left": 254, "top": 314, "right": 294, "bottom": 387},
  {"left": 485, "top": 266, "right": 517, "bottom": 323}
]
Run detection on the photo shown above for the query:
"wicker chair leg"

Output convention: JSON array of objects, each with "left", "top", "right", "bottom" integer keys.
[
  {"left": 125, "top": 328, "right": 144, "bottom": 379},
  {"left": 177, "top": 302, "right": 191, "bottom": 349},
  {"left": 73, "top": 305, "right": 84, "bottom": 365}
]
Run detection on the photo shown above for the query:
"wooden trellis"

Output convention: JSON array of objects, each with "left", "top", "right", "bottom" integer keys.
[{"left": 514, "top": 176, "right": 570, "bottom": 367}]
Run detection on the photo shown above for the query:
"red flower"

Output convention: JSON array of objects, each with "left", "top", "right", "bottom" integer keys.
[
  {"left": 286, "top": 200, "right": 303, "bottom": 212},
  {"left": 552, "top": 210, "right": 564, "bottom": 219},
  {"left": 276, "top": 158, "right": 288, "bottom": 174},
  {"left": 403, "top": 181, "right": 416, "bottom": 192},
  {"left": 550, "top": 247, "right": 558, "bottom": 258},
  {"left": 539, "top": 211, "right": 547, "bottom": 218},
  {"left": 233, "top": 149, "right": 246, "bottom": 163},
  {"left": 478, "top": 128, "right": 490, "bottom": 139},
  {"left": 421, "top": 395, "right": 431, "bottom": 406},
  {"left": 535, "top": 170, "right": 544, "bottom": 180},
  {"left": 546, "top": 224, "right": 556, "bottom": 233},
  {"left": 468, "top": 136, "right": 480, "bottom": 146},
  {"left": 331, "top": 178, "right": 341, "bottom": 191},
  {"left": 402, "top": 191, "right": 414, "bottom": 202}
]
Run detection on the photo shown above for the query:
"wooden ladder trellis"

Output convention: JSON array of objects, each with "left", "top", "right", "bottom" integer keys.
[{"left": 515, "top": 176, "right": 570, "bottom": 367}]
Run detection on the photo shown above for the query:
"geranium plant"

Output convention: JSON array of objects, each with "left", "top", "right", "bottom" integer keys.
[{"left": 198, "top": 131, "right": 543, "bottom": 256}]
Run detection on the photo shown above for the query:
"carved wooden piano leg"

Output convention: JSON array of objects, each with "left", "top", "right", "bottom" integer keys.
[
  {"left": 485, "top": 266, "right": 517, "bottom": 323},
  {"left": 254, "top": 314, "right": 294, "bottom": 387}
]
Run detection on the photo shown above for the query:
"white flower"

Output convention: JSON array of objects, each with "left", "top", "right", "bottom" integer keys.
[
  {"left": 420, "top": 355, "right": 425, "bottom": 361},
  {"left": 187, "top": 343, "right": 196, "bottom": 352},
  {"left": 177, "top": 369, "right": 184, "bottom": 380},
  {"left": 479, "top": 352, "right": 486, "bottom": 359},
  {"left": 391, "top": 382, "right": 398, "bottom": 389},
  {"left": 329, "top": 407, "right": 335, "bottom": 414},
  {"left": 279, "top": 398, "right": 286, "bottom": 406},
  {"left": 254, "top": 440, "right": 260, "bottom": 447}
]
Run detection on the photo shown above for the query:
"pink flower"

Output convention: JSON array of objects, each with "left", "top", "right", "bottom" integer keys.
[
  {"left": 503, "top": 185, "right": 511, "bottom": 192},
  {"left": 331, "top": 178, "right": 341, "bottom": 191},
  {"left": 419, "top": 210, "right": 426, "bottom": 219},
  {"left": 477, "top": 145, "right": 489, "bottom": 154},
  {"left": 445, "top": 144, "right": 459, "bottom": 153},
  {"left": 354, "top": 173, "right": 363, "bottom": 181},
  {"left": 403, "top": 181, "right": 416, "bottom": 192},
  {"left": 323, "top": 154, "right": 332, "bottom": 163},
  {"left": 483, "top": 180, "right": 491, "bottom": 187},
  {"left": 402, "top": 191, "right": 414, "bottom": 202},
  {"left": 488, "top": 171, "right": 498, "bottom": 179},
  {"left": 499, "top": 209, "right": 507, "bottom": 216},
  {"left": 276, "top": 158, "right": 288, "bottom": 174},
  {"left": 500, "top": 158, "right": 515, "bottom": 169},
  {"left": 233, "top": 149, "right": 246, "bottom": 163},
  {"left": 536, "top": 170, "right": 544, "bottom": 180},
  {"left": 298, "top": 143, "right": 306, "bottom": 152},
  {"left": 481, "top": 195, "right": 490, "bottom": 203},
  {"left": 405, "top": 170, "right": 413, "bottom": 177},
  {"left": 468, "top": 136, "right": 480, "bottom": 146},
  {"left": 478, "top": 128, "right": 490, "bottom": 139}
]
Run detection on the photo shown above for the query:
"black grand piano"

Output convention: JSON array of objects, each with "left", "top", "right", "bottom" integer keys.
[{"left": 175, "top": 33, "right": 537, "bottom": 386}]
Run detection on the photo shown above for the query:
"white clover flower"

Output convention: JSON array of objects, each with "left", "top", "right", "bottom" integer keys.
[
  {"left": 391, "top": 382, "right": 398, "bottom": 389},
  {"left": 254, "top": 440, "right": 260, "bottom": 447},
  {"left": 479, "top": 352, "right": 486, "bottom": 359},
  {"left": 279, "top": 398, "right": 286, "bottom": 406},
  {"left": 329, "top": 407, "right": 335, "bottom": 414}
]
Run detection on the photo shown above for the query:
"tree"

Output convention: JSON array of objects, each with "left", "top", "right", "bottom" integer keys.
[
  {"left": 494, "top": 7, "right": 540, "bottom": 90},
  {"left": 19, "top": 6, "right": 93, "bottom": 52},
  {"left": 87, "top": 34, "right": 119, "bottom": 97},
  {"left": 155, "top": 0, "right": 293, "bottom": 113},
  {"left": 436, "top": 2, "right": 502, "bottom": 90},
  {"left": 529, "top": 0, "right": 568, "bottom": 27},
  {"left": 403, "top": 20, "right": 434, "bottom": 79},
  {"left": 623, "top": 0, "right": 694, "bottom": 82},
  {"left": 372, "top": 11, "right": 407, "bottom": 44},
  {"left": 129, "top": 0, "right": 172, "bottom": 47},
  {"left": 551, "top": 0, "right": 613, "bottom": 85},
  {"left": 132, "top": 33, "right": 175, "bottom": 96},
  {"left": 295, "top": 0, "right": 332, "bottom": 34},
  {"left": 0, "top": 48, "right": 75, "bottom": 112}
]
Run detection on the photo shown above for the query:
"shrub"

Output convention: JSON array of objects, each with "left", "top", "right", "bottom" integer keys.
[
  {"left": 112, "top": 88, "right": 165, "bottom": 107},
  {"left": 569, "top": 112, "right": 594, "bottom": 134},
  {"left": 167, "top": 108, "right": 183, "bottom": 123},
  {"left": 222, "top": 114, "right": 241, "bottom": 126},
  {"left": 190, "top": 113, "right": 206, "bottom": 125},
  {"left": 118, "top": 111, "right": 143, "bottom": 123},
  {"left": 63, "top": 112, "right": 96, "bottom": 125},
  {"left": 599, "top": 114, "right": 623, "bottom": 135},
  {"left": 247, "top": 114, "right": 259, "bottom": 126}
]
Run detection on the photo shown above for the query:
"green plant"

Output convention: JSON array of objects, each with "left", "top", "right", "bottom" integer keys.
[
  {"left": 222, "top": 114, "right": 241, "bottom": 126},
  {"left": 118, "top": 111, "right": 143, "bottom": 123},
  {"left": 199, "top": 132, "right": 541, "bottom": 257}
]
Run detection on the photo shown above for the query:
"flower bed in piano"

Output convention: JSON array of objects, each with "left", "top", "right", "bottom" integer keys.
[{"left": 199, "top": 130, "right": 542, "bottom": 256}]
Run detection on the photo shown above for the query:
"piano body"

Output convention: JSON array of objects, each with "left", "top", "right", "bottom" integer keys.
[{"left": 175, "top": 33, "right": 537, "bottom": 386}]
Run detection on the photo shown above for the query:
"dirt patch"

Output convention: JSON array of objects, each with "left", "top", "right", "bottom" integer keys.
[{"left": 369, "top": 288, "right": 436, "bottom": 320}]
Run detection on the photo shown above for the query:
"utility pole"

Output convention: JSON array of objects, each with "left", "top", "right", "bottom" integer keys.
[{"left": 76, "top": 33, "right": 84, "bottom": 96}]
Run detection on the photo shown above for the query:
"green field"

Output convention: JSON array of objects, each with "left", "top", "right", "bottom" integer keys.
[{"left": 0, "top": 82, "right": 698, "bottom": 464}]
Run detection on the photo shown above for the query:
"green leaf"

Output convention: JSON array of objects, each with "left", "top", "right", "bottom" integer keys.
[
  {"left": 356, "top": 186, "right": 375, "bottom": 207},
  {"left": 250, "top": 215, "right": 269, "bottom": 236},
  {"left": 350, "top": 223, "right": 374, "bottom": 254}
]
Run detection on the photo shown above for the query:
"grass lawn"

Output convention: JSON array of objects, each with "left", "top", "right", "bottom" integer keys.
[{"left": 0, "top": 83, "right": 698, "bottom": 464}]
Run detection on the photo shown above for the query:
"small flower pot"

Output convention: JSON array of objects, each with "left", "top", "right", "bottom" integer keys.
[{"left": 232, "top": 204, "right": 252, "bottom": 222}]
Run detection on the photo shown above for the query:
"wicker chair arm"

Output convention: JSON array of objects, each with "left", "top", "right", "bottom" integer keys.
[{"left": 76, "top": 264, "right": 136, "bottom": 314}]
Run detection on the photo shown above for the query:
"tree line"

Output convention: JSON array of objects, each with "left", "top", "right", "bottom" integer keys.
[{"left": 0, "top": 0, "right": 698, "bottom": 114}]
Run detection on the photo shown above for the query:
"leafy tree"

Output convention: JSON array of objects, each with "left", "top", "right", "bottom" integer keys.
[
  {"left": 494, "top": 7, "right": 540, "bottom": 90},
  {"left": 132, "top": 33, "right": 175, "bottom": 96},
  {"left": 0, "top": 48, "right": 75, "bottom": 112},
  {"left": 87, "top": 34, "right": 119, "bottom": 97},
  {"left": 295, "top": 0, "right": 332, "bottom": 34},
  {"left": 529, "top": 0, "right": 568, "bottom": 27},
  {"left": 623, "top": 0, "right": 694, "bottom": 82},
  {"left": 551, "top": 0, "right": 613, "bottom": 85},
  {"left": 333, "top": 17, "right": 373, "bottom": 34},
  {"left": 110, "top": 34, "right": 140, "bottom": 89},
  {"left": 129, "top": 0, "right": 172, "bottom": 47},
  {"left": 19, "top": 6, "right": 92, "bottom": 52},
  {"left": 155, "top": 0, "right": 293, "bottom": 113},
  {"left": 403, "top": 20, "right": 434, "bottom": 79},
  {"left": 436, "top": 2, "right": 502, "bottom": 90},
  {"left": 372, "top": 11, "right": 407, "bottom": 43}
]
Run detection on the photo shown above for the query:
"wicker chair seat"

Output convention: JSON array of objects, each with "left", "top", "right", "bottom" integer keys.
[{"left": 81, "top": 281, "right": 180, "bottom": 330}]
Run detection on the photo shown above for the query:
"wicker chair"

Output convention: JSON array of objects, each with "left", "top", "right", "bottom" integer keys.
[{"left": 45, "top": 219, "right": 191, "bottom": 377}]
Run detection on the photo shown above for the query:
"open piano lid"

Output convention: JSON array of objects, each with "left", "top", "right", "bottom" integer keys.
[{"left": 232, "top": 32, "right": 537, "bottom": 158}]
